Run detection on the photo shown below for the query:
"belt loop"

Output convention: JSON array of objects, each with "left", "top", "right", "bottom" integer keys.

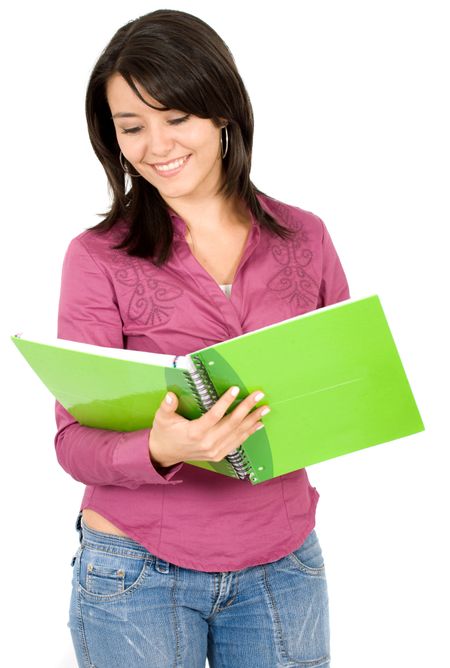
[{"left": 75, "top": 511, "right": 83, "bottom": 544}]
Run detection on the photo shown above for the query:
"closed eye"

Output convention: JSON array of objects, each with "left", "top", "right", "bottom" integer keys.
[
  {"left": 121, "top": 127, "right": 142, "bottom": 134},
  {"left": 121, "top": 114, "right": 191, "bottom": 134},
  {"left": 168, "top": 114, "right": 191, "bottom": 125}
]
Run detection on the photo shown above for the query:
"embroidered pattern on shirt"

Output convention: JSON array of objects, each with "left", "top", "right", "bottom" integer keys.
[
  {"left": 111, "top": 253, "right": 183, "bottom": 326},
  {"left": 266, "top": 204, "right": 319, "bottom": 309}
]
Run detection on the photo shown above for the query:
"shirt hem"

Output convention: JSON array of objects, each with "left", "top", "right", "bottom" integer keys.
[{"left": 80, "top": 487, "right": 320, "bottom": 572}]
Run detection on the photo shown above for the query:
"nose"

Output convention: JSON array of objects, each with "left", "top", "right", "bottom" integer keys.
[{"left": 144, "top": 122, "right": 176, "bottom": 161}]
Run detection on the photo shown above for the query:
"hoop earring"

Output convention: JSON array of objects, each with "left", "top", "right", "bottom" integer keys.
[
  {"left": 220, "top": 125, "right": 229, "bottom": 159},
  {"left": 119, "top": 151, "right": 142, "bottom": 178}
]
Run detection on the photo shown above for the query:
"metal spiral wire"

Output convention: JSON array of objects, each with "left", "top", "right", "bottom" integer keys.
[
  {"left": 187, "top": 355, "right": 218, "bottom": 411},
  {"left": 225, "top": 445, "right": 254, "bottom": 480},
  {"left": 183, "top": 354, "right": 253, "bottom": 481}
]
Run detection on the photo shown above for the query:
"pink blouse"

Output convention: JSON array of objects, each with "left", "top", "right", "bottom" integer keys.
[{"left": 55, "top": 191, "right": 350, "bottom": 571}]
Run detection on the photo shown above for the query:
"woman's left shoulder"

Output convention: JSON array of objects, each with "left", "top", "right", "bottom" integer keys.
[{"left": 256, "top": 192, "right": 325, "bottom": 238}]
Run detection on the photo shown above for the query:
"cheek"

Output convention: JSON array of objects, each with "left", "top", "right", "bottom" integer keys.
[
  {"left": 187, "top": 124, "right": 220, "bottom": 152},
  {"left": 117, "top": 135, "right": 145, "bottom": 162}
]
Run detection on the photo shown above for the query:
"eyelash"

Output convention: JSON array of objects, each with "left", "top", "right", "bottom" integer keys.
[{"left": 121, "top": 114, "right": 190, "bottom": 134}]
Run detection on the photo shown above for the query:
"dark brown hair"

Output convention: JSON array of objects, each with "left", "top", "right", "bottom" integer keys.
[{"left": 85, "top": 8, "right": 294, "bottom": 265}]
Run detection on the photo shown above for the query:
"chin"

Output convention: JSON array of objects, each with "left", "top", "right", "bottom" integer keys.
[{"left": 159, "top": 182, "right": 198, "bottom": 198}]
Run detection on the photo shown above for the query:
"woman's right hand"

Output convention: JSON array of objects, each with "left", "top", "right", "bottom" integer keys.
[{"left": 149, "top": 386, "right": 270, "bottom": 468}]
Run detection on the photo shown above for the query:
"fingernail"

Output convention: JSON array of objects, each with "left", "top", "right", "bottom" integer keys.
[
  {"left": 254, "top": 392, "right": 265, "bottom": 402},
  {"left": 165, "top": 393, "right": 173, "bottom": 404},
  {"left": 260, "top": 407, "right": 271, "bottom": 416},
  {"left": 256, "top": 424, "right": 265, "bottom": 430},
  {"left": 230, "top": 386, "right": 240, "bottom": 397}
]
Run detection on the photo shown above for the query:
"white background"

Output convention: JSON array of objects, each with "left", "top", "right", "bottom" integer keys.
[{"left": 2, "top": 1, "right": 448, "bottom": 666}]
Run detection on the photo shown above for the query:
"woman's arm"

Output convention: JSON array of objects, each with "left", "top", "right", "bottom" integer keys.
[
  {"left": 54, "top": 235, "right": 184, "bottom": 489},
  {"left": 317, "top": 219, "right": 350, "bottom": 307}
]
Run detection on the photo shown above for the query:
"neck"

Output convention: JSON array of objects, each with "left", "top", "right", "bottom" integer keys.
[{"left": 167, "top": 195, "right": 249, "bottom": 234}]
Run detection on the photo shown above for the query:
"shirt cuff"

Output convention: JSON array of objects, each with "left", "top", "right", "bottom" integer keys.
[{"left": 112, "top": 428, "right": 184, "bottom": 485}]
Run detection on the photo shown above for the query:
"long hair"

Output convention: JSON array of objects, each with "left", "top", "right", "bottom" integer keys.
[{"left": 85, "top": 8, "right": 294, "bottom": 265}]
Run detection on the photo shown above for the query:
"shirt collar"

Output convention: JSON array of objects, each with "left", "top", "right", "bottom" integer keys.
[
  {"left": 167, "top": 208, "right": 186, "bottom": 240},
  {"left": 168, "top": 204, "right": 261, "bottom": 241}
]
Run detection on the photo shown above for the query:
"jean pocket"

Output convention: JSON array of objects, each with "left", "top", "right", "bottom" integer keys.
[
  {"left": 78, "top": 546, "right": 149, "bottom": 600},
  {"left": 286, "top": 528, "right": 326, "bottom": 575}
]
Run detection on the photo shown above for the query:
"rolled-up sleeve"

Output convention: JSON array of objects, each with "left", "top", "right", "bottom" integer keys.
[{"left": 54, "top": 236, "right": 184, "bottom": 488}]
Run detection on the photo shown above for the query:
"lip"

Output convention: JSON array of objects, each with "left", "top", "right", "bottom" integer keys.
[{"left": 150, "top": 154, "right": 191, "bottom": 177}]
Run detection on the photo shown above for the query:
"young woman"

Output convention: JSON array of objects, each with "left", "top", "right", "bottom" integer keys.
[{"left": 57, "top": 9, "right": 349, "bottom": 667}]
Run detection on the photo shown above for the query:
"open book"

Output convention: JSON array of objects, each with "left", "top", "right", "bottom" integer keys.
[{"left": 11, "top": 295, "right": 424, "bottom": 484}]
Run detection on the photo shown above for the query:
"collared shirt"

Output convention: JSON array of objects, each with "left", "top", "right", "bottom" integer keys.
[{"left": 55, "top": 191, "right": 350, "bottom": 571}]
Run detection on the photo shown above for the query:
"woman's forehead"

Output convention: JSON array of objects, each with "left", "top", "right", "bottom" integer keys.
[{"left": 106, "top": 73, "right": 169, "bottom": 113}]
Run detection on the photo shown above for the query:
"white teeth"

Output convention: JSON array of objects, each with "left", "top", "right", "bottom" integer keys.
[{"left": 154, "top": 155, "right": 188, "bottom": 172}]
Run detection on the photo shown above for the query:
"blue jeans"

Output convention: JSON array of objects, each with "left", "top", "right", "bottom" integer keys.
[{"left": 69, "top": 514, "right": 330, "bottom": 667}]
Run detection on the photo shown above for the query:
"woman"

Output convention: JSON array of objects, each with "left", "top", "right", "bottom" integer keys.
[{"left": 58, "top": 9, "right": 349, "bottom": 667}]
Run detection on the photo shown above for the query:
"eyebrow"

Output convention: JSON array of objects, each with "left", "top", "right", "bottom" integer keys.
[
  {"left": 111, "top": 107, "right": 170, "bottom": 119},
  {"left": 111, "top": 112, "right": 142, "bottom": 119}
]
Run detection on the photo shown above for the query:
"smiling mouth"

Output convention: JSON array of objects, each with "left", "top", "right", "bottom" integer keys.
[{"left": 151, "top": 154, "right": 191, "bottom": 175}]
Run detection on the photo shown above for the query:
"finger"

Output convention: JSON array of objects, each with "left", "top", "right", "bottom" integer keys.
[
  {"left": 154, "top": 391, "right": 180, "bottom": 424},
  {"left": 163, "top": 392, "right": 178, "bottom": 410},
  {"left": 204, "top": 389, "right": 266, "bottom": 446},
  {"left": 225, "top": 389, "right": 266, "bottom": 429},
  {"left": 214, "top": 398, "right": 268, "bottom": 444},
  {"left": 237, "top": 406, "right": 269, "bottom": 435},
  {"left": 196, "top": 385, "right": 241, "bottom": 430},
  {"left": 213, "top": 420, "right": 266, "bottom": 462}
]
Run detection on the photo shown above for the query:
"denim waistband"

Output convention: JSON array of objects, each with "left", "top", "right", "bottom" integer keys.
[{"left": 75, "top": 511, "right": 155, "bottom": 560}]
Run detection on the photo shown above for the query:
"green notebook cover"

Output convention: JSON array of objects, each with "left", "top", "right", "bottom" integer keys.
[{"left": 11, "top": 295, "right": 424, "bottom": 484}]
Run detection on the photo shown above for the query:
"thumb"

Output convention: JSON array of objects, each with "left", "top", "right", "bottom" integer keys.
[{"left": 162, "top": 392, "right": 178, "bottom": 412}]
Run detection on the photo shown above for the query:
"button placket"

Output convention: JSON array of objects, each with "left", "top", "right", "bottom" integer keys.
[{"left": 171, "top": 212, "right": 261, "bottom": 337}]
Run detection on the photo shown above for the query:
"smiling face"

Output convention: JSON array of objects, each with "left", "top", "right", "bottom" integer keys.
[{"left": 106, "top": 73, "right": 226, "bottom": 207}]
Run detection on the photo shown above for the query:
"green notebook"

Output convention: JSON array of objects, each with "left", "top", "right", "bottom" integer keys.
[{"left": 11, "top": 295, "right": 424, "bottom": 484}]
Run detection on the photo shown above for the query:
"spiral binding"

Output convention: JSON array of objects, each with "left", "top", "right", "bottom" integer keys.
[
  {"left": 224, "top": 444, "right": 255, "bottom": 480},
  {"left": 181, "top": 354, "right": 255, "bottom": 481}
]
